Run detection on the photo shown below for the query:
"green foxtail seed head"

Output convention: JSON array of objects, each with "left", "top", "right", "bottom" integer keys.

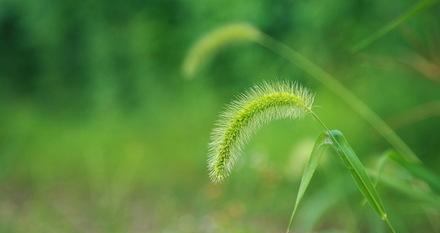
[
  {"left": 182, "top": 23, "right": 262, "bottom": 78},
  {"left": 208, "top": 81, "right": 314, "bottom": 182}
]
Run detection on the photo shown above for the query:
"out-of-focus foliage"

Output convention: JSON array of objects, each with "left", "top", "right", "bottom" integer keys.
[{"left": 0, "top": 0, "right": 439, "bottom": 232}]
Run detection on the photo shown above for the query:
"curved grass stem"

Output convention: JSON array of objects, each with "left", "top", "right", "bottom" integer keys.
[
  {"left": 351, "top": 0, "right": 439, "bottom": 53},
  {"left": 255, "top": 34, "right": 420, "bottom": 164}
]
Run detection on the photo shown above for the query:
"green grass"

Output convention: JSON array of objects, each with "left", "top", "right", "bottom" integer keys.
[
  {"left": 1, "top": 1, "right": 439, "bottom": 232},
  {"left": 183, "top": 22, "right": 421, "bottom": 166},
  {"left": 351, "top": 0, "right": 440, "bottom": 53},
  {"left": 206, "top": 82, "right": 396, "bottom": 232}
]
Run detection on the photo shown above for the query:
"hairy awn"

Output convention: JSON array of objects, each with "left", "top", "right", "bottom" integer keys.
[{"left": 208, "top": 82, "right": 314, "bottom": 182}]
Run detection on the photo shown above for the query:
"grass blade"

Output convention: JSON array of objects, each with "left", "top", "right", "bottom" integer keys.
[
  {"left": 373, "top": 151, "right": 391, "bottom": 186},
  {"left": 367, "top": 169, "right": 440, "bottom": 208},
  {"left": 204, "top": 82, "right": 397, "bottom": 232},
  {"left": 387, "top": 150, "right": 440, "bottom": 193},
  {"left": 360, "top": 150, "right": 390, "bottom": 206},
  {"left": 365, "top": 150, "right": 440, "bottom": 209},
  {"left": 325, "top": 130, "right": 396, "bottom": 233},
  {"left": 286, "top": 132, "right": 333, "bottom": 233},
  {"left": 297, "top": 177, "right": 356, "bottom": 233},
  {"left": 286, "top": 129, "right": 397, "bottom": 233},
  {"left": 369, "top": 150, "right": 440, "bottom": 194},
  {"left": 351, "top": 0, "right": 439, "bottom": 53}
]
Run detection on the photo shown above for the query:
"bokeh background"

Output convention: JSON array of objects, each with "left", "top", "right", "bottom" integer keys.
[{"left": 0, "top": 0, "right": 439, "bottom": 232}]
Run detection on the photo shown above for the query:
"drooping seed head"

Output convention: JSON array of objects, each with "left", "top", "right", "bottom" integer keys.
[
  {"left": 208, "top": 81, "right": 315, "bottom": 182},
  {"left": 182, "top": 23, "right": 262, "bottom": 78}
]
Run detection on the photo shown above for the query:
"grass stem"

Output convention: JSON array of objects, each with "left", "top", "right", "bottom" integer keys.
[
  {"left": 351, "top": 0, "right": 439, "bottom": 53},
  {"left": 256, "top": 34, "right": 421, "bottom": 164}
]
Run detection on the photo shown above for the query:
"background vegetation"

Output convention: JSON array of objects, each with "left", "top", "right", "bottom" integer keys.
[{"left": 0, "top": 0, "right": 439, "bottom": 232}]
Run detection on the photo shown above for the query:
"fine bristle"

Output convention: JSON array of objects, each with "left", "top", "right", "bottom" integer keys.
[{"left": 208, "top": 81, "right": 314, "bottom": 182}]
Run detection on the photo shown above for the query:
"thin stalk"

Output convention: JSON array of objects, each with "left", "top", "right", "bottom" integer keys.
[
  {"left": 351, "top": 0, "right": 439, "bottom": 53},
  {"left": 256, "top": 34, "right": 420, "bottom": 164}
]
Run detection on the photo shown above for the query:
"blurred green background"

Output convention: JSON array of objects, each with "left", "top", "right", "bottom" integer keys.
[{"left": 0, "top": 0, "right": 439, "bottom": 232}]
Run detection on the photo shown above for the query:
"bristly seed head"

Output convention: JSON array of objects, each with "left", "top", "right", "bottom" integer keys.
[
  {"left": 208, "top": 81, "right": 315, "bottom": 182},
  {"left": 182, "top": 23, "right": 262, "bottom": 78}
]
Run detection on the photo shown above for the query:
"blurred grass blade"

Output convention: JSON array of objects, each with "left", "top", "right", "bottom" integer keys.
[
  {"left": 326, "top": 130, "right": 396, "bottom": 233},
  {"left": 387, "top": 150, "right": 440, "bottom": 193},
  {"left": 351, "top": 0, "right": 439, "bottom": 53},
  {"left": 361, "top": 150, "right": 390, "bottom": 206},
  {"left": 365, "top": 150, "right": 440, "bottom": 208},
  {"left": 297, "top": 177, "right": 356, "bottom": 233},
  {"left": 367, "top": 169, "right": 440, "bottom": 208},
  {"left": 286, "top": 132, "right": 332, "bottom": 233},
  {"left": 374, "top": 151, "right": 391, "bottom": 186}
]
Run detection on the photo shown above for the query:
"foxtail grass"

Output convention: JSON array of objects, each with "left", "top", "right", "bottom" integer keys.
[
  {"left": 208, "top": 82, "right": 396, "bottom": 233},
  {"left": 183, "top": 23, "right": 421, "bottom": 165},
  {"left": 208, "top": 81, "right": 314, "bottom": 182},
  {"left": 182, "top": 23, "right": 262, "bottom": 78}
]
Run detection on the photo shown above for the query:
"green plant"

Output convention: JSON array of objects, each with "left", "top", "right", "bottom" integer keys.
[
  {"left": 183, "top": 23, "right": 421, "bottom": 165},
  {"left": 182, "top": 23, "right": 262, "bottom": 78},
  {"left": 208, "top": 82, "right": 396, "bottom": 233},
  {"left": 368, "top": 150, "right": 440, "bottom": 206},
  {"left": 351, "top": 0, "right": 439, "bottom": 53}
]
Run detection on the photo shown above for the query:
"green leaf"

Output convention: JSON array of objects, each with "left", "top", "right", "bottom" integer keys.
[
  {"left": 351, "top": 0, "right": 439, "bottom": 52},
  {"left": 361, "top": 150, "right": 390, "bottom": 207},
  {"left": 366, "top": 150, "right": 440, "bottom": 207},
  {"left": 287, "top": 130, "right": 396, "bottom": 233},
  {"left": 286, "top": 132, "right": 332, "bottom": 233},
  {"left": 387, "top": 150, "right": 440, "bottom": 193},
  {"left": 296, "top": 177, "right": 356, "bottom": 233},
  {"left": 326, "top": 130, "right": 396, "bottom": 233},
  {"left": 367, "top": 169, "right": 440, "bottom": 209}
]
